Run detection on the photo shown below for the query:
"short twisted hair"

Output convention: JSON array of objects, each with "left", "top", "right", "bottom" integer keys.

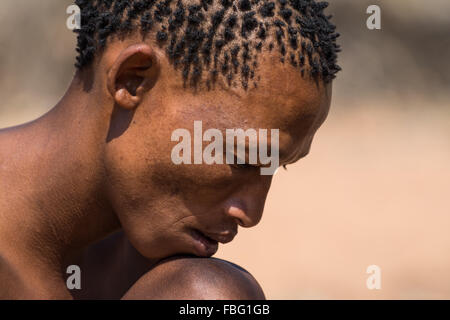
[{"left": 74, "top": 0, "right": 341, "bottom": 89}]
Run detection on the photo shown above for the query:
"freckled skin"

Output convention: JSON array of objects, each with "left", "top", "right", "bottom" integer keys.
[{"left": 0, "top": 35, "right": 332, "bottom": 299}]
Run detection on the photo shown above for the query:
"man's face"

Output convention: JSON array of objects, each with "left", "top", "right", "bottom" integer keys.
[{"left": 103, "top": 52, "right": 332, "bottom": 259}]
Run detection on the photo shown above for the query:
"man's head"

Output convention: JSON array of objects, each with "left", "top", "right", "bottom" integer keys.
[{"left": 72, "top": 0, "right": 339, "bottom": 259}]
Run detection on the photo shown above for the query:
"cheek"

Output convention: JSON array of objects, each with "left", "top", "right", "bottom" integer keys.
[
  {"left": 104, "top": 127, "right": 239, "bottom": 221},
  {"left": 106, "top": 159, "right": 242, "bottom": 259},
  {"left": 149, "top": 161, "right": 239, "bottom": 207}
]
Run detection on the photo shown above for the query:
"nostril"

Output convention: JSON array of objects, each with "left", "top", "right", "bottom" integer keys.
[
  {"left": 235, "top": 217, "right": 245, "bottom": 227},
  {"left": 226, "top": 201, "right": 252, "bottom": 228}
]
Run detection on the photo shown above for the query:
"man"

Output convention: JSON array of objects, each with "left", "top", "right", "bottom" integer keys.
[{"left": 0, "top": 0, "right": 339, "bottom": 299}]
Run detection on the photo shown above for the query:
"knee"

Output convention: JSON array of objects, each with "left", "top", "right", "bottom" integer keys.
[{"left": 122, "top": 256, "right": 266, "bottom": 300}]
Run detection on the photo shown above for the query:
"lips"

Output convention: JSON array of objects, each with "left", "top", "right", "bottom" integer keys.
[
  {"left": 189, "top": 229, "right": 219, "bottom": 257},
  {"left": 202, "top": 230, "right": 237, "bottom": 244},
  {"left": 188, "top": 228, "right": 237, "bottom": 257}
]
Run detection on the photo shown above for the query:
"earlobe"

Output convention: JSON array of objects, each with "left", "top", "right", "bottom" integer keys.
[
  {"left": 114, "top": 88, "right": 141, "bottom": 109},
  {"left": 107, "top": 44, "right": 159, "bottom": 110}
]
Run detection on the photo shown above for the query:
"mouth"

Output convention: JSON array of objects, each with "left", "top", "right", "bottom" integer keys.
[
  {"left": 189, "top": 229, "right": 219, "bottom": 257},
  {"left": 203, "top": 230, "right": 237, "bottom": 244}
]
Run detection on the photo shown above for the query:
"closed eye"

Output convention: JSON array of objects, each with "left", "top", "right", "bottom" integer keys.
[{"left": 233, "top": 163, "right": 257, "bottom": 170}]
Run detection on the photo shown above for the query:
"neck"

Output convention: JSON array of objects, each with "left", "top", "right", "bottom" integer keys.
[{"left": 0, "top": 72, "right": 120, "bottom": 296}]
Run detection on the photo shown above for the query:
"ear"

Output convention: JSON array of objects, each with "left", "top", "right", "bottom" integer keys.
[{"left": 107, "top": 44, "right": 159, "bottom": 110}]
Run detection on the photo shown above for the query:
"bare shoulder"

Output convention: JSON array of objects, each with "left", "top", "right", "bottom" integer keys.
[{"left": 122, "top": 256, "right": 266, "bottom": 300}]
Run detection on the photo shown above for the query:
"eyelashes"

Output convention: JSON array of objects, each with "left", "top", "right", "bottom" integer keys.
[
  {"left": 233, "top": 164, "right": 289, "bottom": 172},
  {"left": 234, "top": 163, "right": 257, "bottom": 170}
]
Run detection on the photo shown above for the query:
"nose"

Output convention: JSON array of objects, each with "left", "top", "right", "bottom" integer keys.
[
  {"left": 226, "top": 203, "right": 256, "bottom": 228},
  {"left": 224, "top": 178, "right": 272, "bottom": 228}
]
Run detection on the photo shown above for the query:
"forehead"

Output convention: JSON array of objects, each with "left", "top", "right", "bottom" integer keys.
[
  {"left": 156, "top": 52, "right": 331, "bottom": 162},
  {"left": 172, "top": 53, "right": 331, "bottom": 119},
  {"left": 166, "top": 51, "right": 332, "bottom": 162},
  {"left": 243, "top": 53, "right": 332, "bottom": 129}
]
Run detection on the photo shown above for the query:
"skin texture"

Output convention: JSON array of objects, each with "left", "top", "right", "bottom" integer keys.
[
  {"left": 122, "top": 256, "right": 266, "bottom": 300},
  {"left": 0, "top": 33, "right": 332, "bottom": 299},
  {"left": 69, "top": 231, "right": 265, "bottom": 300}
]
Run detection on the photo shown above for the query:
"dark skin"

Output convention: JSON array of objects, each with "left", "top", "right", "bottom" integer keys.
[
  {"left": 70, "top": 231, "right": 265, "bottom": 299},
  {"left": 0, "top": 33, "right": 332, "bottom": 299}
]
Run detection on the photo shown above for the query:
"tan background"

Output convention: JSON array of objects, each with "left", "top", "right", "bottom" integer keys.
[{"left": 1, "top": 1, "right": 449, "bottom": 299}]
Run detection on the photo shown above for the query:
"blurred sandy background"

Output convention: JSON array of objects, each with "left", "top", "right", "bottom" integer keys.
[{"left": 1, "top": 1, "right": 449, "bottom": 299}]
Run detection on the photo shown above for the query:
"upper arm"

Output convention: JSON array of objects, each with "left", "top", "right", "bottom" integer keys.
[{"left": 122, "top": 256, "right": 266, "bottom": 300}]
